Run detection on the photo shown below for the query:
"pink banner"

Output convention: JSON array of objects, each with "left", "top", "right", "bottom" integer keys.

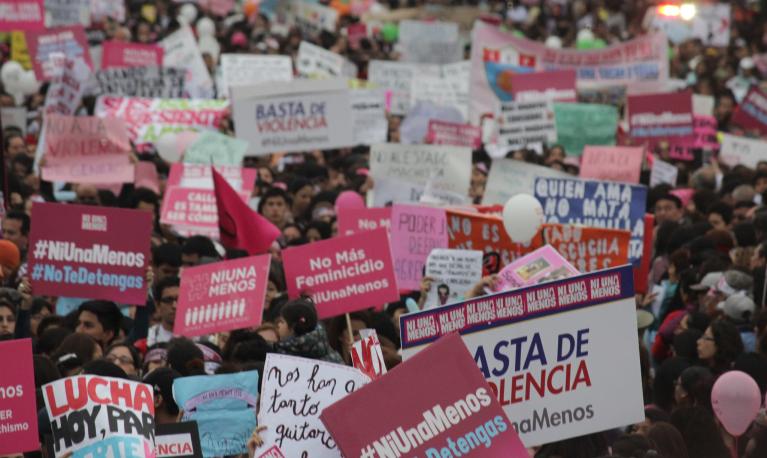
[
  {"left": 628, "top": 91, "right": 694, "bottom": 144},
  {"left": 101, "top": 41, "right": 164, "bottom": 69},
  {"left": 732, "top": 85, "right": 767, "bottom": 135},
  {"left": 390, "top": 204, "right": 448, "bottom": 291},
  {"left": 579, "top": 145, "right": 644, "bottom": 183},
  {"left": 282, "top": 228, "right": 399, "bottom": 319},
  {"left": 337, "top": 207, "right": 391, "bottom": 236},
  {"left": 0, "top": 0, "right": 43, "bottom": 31},
  {"left": 0, "top": 338, "right": 39, "bottom": 455},
  {"left": 510, "top": 69, "right": 577, "bottom": 102},
  {"left": 28, "top": 203, "right": 152, "bottom": 304},
  {"left": 426, "top": 120, "right": 482, "bottom": 148},
  {"left": 26, "top": 26, "right": 92, "bottom": 80},
  {"left": 175, "top": 255, "right": 270, "bottom": 337}
]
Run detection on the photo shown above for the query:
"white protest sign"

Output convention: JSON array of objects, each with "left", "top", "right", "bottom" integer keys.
[
  {"left": 96, "top": 66, "right": 186, "bottom": 98},
  {"left": 161, "top": 26, "right": 214, "bottom": 99},
  {"left": 368, "top": 60, "right": 442, "bottom": 116},
  {"left": 649, "top": 158, "right": 678, "bottom": 187},
  {"left": 398, "top": 19, "right": 462, "bottom": 64},
  {"left": 482, "top": 159, "right": 570, "bottom": 206},
  {"left": 231, "top": 78, "right": 354, "bottom": 155},
  {"left": 350, "top": 88, "right": 387, "bottom": 146},
  {"left": 290, "top": 0, "right": 338, "bottom": 34},
  {"left": 351, "top": 329, "right": 387, "bottom": 380},
  {"left": 297, "top": 41, "right": 357, "bottom": 79},
  {"left": 720, "top": 133, "right": 767, "bottom": 169},
  {"left": 371, "top": 176, "right": 471, "bottom": 207},
  {"left": 498, "top": 100, "right": 557, "bottom": 149},
  {"left": 219, "top": 54, "right": 293, "bottom": 99},
  {"left": 399, "top": 265, "right": 644, "bottom": 447},
  {"left": 409, "top": 60, "right": 471, "bottom": 121},
  {"left": 692, "top": 4, "right": 731, "bottom": 48},
  {"left": 91, "top": 0, "right": 126, "bottom": 23},
  {"left": 425, "top": 249, "right": 483, "bottom": 308},
  {"left": 693, "top": 94, "right": 714, "bottom": 116},
  {"left": 44, "top": 57, "right": 91, "bottom": 116},
  {"left": 1, "top": 107, "right": 27, "bottom": 135},
  {"left": 259, "top": 354, "right": 369, "bottom": 458},
  {"left": 45, "top": 0, "right": 90, "bottom": 27}
]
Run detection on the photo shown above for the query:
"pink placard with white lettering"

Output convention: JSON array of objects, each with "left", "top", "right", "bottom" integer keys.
[
  {"left": 0, "top": 338, "right": 39, "bottom": 455},
  {"left": 337, "top": 207, "right": 391, "bottom": 236},
  {"left": 0, "top": 0, "right": 44, "bottom": 31},
  {"left": 426, "top": 120, "right": 482, "bottom": 148},
  {"left": 579, "top": 145, "right": 644, "bottom": 184},
  {"left": 101, "top": 41, "right": 164, "bottom": 69},
  {"left": 175, "top": 255, "right": 270, "bottom": 337},
  {"left": 390, "top": 204, "right": 448, "bottom": 291},
  {"left": 282, "top": 228, "right": 399, "bottom": 319}
]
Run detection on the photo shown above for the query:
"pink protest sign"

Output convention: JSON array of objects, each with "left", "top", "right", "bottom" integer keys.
[
  {"left": 321, "top": 333, "right": 528, "bottom": 457},
  {"left": 282, "top": 228, "right": 399, "bottom": 319},
  {"left": 135, "top": 161, "right": 160, "bottom": 194},
  {"left": 732, "top": 85, "right": 767, "bottom": 135},
  {"left": 426, "top": 120, "right": 482, "bottom": 148},
  {"left": 628, "top": 91, "right": 693, "bottom": 144},
  {"left": 390, "top": 204, "right": 448, "bottom": 291},
  {"left": 175, "top": 255, "right": 270, "bottom": 337},
  {"left": 42, "top": 114, "right": 133, "bottom": 184},
  {"left": 510, "top": 69, "right": 577, "bottom": 102},
  {"left": 101, "top": 41, "right": 164, "bottom": 69},
  {"left": 28, "top": 202, "right": 152, "bottom": 304},
  {"left": 496, "top": 245, "right": 580, "bottom": 291},
  {"left": 347, "top": 23, "right": 367, "bottom": 49},
  {"left": 0, "top": 0, "right": 43, "bottom": 31},
  {"left": 579, "top": 145, "right": 644, "bottom": 183},
  {"left": 693, "top": 115, "right": 719, "bottom": 149},
  {"left": 0, "top": 338, "right": 39, "bottom": 455},
  {"left": 337, "top": 207, "right": 391, "bottom": 236},
  {"left": 26, "top": 26, "right": 92, "bottom": 80}
]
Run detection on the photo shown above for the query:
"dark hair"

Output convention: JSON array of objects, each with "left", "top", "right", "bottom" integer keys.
[
  {"left": 167, "top": 337, "right": 205, "bottom": 376},
  {"left": 154, "top": 276, "right": 180, "bottom": 303},
  {"left": 105, "top": 341, "right": 142, "bottom": 371},
  {"left": 152, "top": 243, "right": 182, "bottom": 268},
  {"left": 268, "top": 260, "right": 286, "bottom": 293},
  {"left": 653, "top": 357, "right": 690, "bottom": 412},
  {"left": 656, "top": 193, "right": 683, "bottom": 209},
  {"left": 181, "top": 235, "right": 218, "bottom": 258},
  {"left": 706, "top": 201, "right": 733, "bottom": 225},
  {"left": 708, "top": 320, "right": 744, "bottom": 374},
  {"left": 281, "top": 299, "right": 318, "bottom": 336},
  {"left": 30, "top": 298, "right": 53, "bottom": 317},
  {"left": 734, "top": 352, "right": 767, "bottom": 398},
  {"left": 4, "top": 210, "right": 30, "bottom": 235},
  {"left": 36, "top": 325, "right": 72, "bottom": 356},
  {"left": 534, "top": 432, "right": 608, "bottom": 458},
  {"left": 647, "top": 422, "right": 688, "bottom": 458},
  {"left": 258, "top": 187, "right": 290, "bottom": 214},
  {"left": 83, "top": 358, "right": 129, "bottom": 379},
  {"left": 231, "top": 335, "right": 271, "bottom": 363},
  {"left": 671, "top": 406, "right": 730, "bottom": 458},
  {"left": 672, "top": 329, "right": 702, "bottom": 363},
  {"left": 305, "top": 220, "right": 331, "bottom": 239},
  {"left": 130, "top": 187, "right": 159, "bottom": 209},
  {"left": 678, "top": 366, "right": 714, "bottom": 410},
  {"left": 33, "top": 355, "right": 60, "bottom": 411},
  {"left": 78, "top": 300, "right": 123, "bottom": 338},
  {"left": 51, "top": 333, "right": 100, "bottom": 373},
  {"left": 733, "top": 222, "right": 757, "bottom": 247},
  {"left": 611, "top": 434, "right": 652, "bottom": 458}
]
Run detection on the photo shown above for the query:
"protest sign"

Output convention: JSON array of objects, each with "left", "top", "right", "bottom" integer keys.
[
  {"left": 693, "top": 94, "right": 715, "bottom": 116},
  {"left": 351, "top": 329, "right": 387, "bottom": 380},
  {"left": 579, "top": 146, "right": 644, "bottom": 184},
  {"left": 96, "top": 66, "right": 186, "bottom": 98},
  {"left": 102, "top": 41, "right": 163, "bottom": 69},
  {"left": 544, "top": 224, "right": 631, "bottom": 273},
  {"left": 290, "top": 0, "right": 338, "bottom": 34},
  {"left": 0, "top": 339, "right": 38, "bottom": 455},
  {"left": 693, "top": 115, "right": 719, "bottom": 149},
  {"left": 283, "top": 228, "right": 398, "bottom": 318},
  {"left": 26, "top": 26, "right": 91, "bottom": 80},
  {"left": 259, "top": 354, "right": 370, "bottom": 458},
  {"left": 691, "top": 4, "right": 731, "bottom": 47},
  {"left": 367, "top": 60, "right": 443, "bottom": 115},
  {"left": 482, "top": 158, "right": 570, "bottom": 206},
  {"left": 446, "top": 209, "right": 543, "bottom": 275},
  {"left": 510, "top": 69, "right": 577, "bottom": 103},
  {"left": 43, "top": 57, "right": 91, "bottom": 116},
  {"left": 398, "top": 19, "right": 462, "bottom": 64},
  {"left": 426, "top": 120, "right": 481, "bottom": 148},
  {"left": 346, "top": 23, "right": 367, "bottom": 49},
  {"left": 399, "top": 266, "right": 644, "bottom": 447},
  {"left": 719, "top": 133, "right": 767, "bottom": 169},
  {"left": 28, "top": 202, "right": 152, "bottom": 304},
  {"left": 667, "top": 142, "right": 696, "bottom": 162},
  {"left": 174, "top": 370, "right": 259, "bottom": 457},
  {"left": 628, "top": 91, "right": 694, "bottom": 144},
  {"left": 94, "top": 96, "right": 229, "bottom": 150},
  {"left": 219, "top": 54, "right": 293, "bottom": 98},
  {"left": 409, "top": 61, "right": 471, "bottom": 121},
  {"left": 175, "top": 255, "right": 270, "bottom": 337},
  {"left": 534, "top": 177, "right": 647, "bottom": 266},
  {"left": 161, "top": 26, "right": 214, "bottom": 99},
  {"left": 497, "top": 245, "right": 580, "bottom": 291},
  {"left": 371, "top": 175, "right": 471, "bottom": 207},
  {"left": 297, "top": 41, "right": 357, "bottom": 79},
  {"left": 45, "top": 0, "right": 89, "bottom": 27},
  {"left": 135, "top": 161, "right": 160, "bottom": 194},
  {"left": 732, "top": 86, "right": 767, "bottom": 135},
  {"left": 1, "top": 107, "right": 27, "bottom": 135},
  {"left": 257, "top": 446, "right": 286, "bottom": 458},
  {"left": 469, "top": 20, "right": 668, "bottom": 123},
  {"left": 337, "top": 207, "right": 391, "bottom": 236},
  {"left": 350, "top": 88, "right": 388, "bottom": 145},
  {"left": 324, "top": 332, "right": 528, "bottom": 456},
  {"left": 184, "top": 131, "right": 248, "bottom": 166},
  {"left": 0, "top": 0, "right": 44, "bottom": 31},
  {"left": 424, "top": 249, "right": 483, "bottom": 308},
  {"left": 155, "top": 422, "right": 202, "bottom": 458},
  {"left": 42, "top": 114, "right": 133, "bottom": 183},
  {"left": 650, "top": 158, "right": 678, "bottom": 188},
  {"left": 43, "top": 375, "right": 155, "bottom": 457},
  {"left": 231, "top": 79, "right": 354, "bottom": 155},
  {"left": 497, "top": 100, "right": 557, "bottom": 149},
  {"left": 553, "top": 103, "right": 617, "bottom": 156},
  {"left": 390, "top": 204, "right": 448, "bottom": 291}
]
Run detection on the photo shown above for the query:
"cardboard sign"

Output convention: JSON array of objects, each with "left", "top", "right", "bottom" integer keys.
[
  {"left": 155, "top": 422, "right": 202, "bottom": 458},
  {"left": 367, "top": 60, "right": 443, "bottom": 115},
  {"left": 350, "top": 88, "right": 388, "bottom": 146},
  {"left": 43, "top": 375, "right": 155, "bottom": 457},
  {"left": 543, "top": 224, "right": 631, "bottom": 273},
  {"left": 497, "top": 245, "right": 580, "bottom": 291},
  {"left": 290, "top": 0, "right": 338, "bottom": 34},
  {"left": 510, "top": 69, "right": 577, "bottom": 103},
  {"left": 297, "top": 41, "right": 357, "bottom": 79},
  {"left": 101, "top": 41, "right": 163, "bottom": 69},
  {"left": 424, "top": 249, "right": 483, "bottom": 308},
  {"left": 426, "top": 120, "right": 481, "bottom": 148},
  {"left": 579, "top": 146, "right": 644, "bottom": 184},
  {"left": 43, "top": 57, "right": 91, "bottom": 116},
  {"left": 0, "top": 339, "right": 38, "bottom": 455},
  {"left": 0, "top": 0, "right": 44, "bottom": 31},
  {"left": 398, "top": 19, "right": 462, "bottom": 64},
  {"left": 337, "top": 207, "right": 391, "bottom": 236},
  {"left": 497, "top": 100, "right": 557, "bottom": 149},
  {"left": 399, "top": 266, "right": 643, "bottom": 447},
  {"left": 719, "top": 133, "right": 767, "bottom": 169},
  {"left": 649, "top": 159, "right": 678, "bottom": 187},
  {"left": 1, "top": 107, "right": 27, "bottom": 135},
  {"left": 219, "top": 54, "right": 293, "bottom": 98},
  {"left": 94, "top": 96, "right": 229, "bottom": 150},
  {"left": 409, "top": 60, "right": 471, "bottom": 121},
  {"left": 184, "top": 131, "right": 248, "bottom": 166},
  {"left": 231, "top": 79, "right": 354, "bottom": 156},
  {"left": 323, "top": 333, "right": 528, "bottom": 456},
  {"left": 26, "top": 26, "right": 91, "bottom": 81},
  {"left": 174, "top": 371, "right": 259, "bottom": 457},
  {"left": 534, "top": 177, "right": 647, "bottom": 266},
  {"left": 42, "top": 114, "right": 133, "bottom": 184},
  {"left": 628, "top": 91, "right": 693, "bottom": 143},
  {"left": 44, "top": 0, "right": 89, "bottom": 27},
  {"left": 351, "top": 329, "right": 387, "bottom": 380},
  {"left": 482, "top": 159, "right": 570, "bottom": 206},
  {"left": 259, "top": 354, "right": 369, "bottom": 458},
  {"left": 161, "top": 26, "right": 214, "bottom": 99},
  {"left": 28, "top": 202, "right": 152, "bottom": 304},
  {"left": 732, "top": 86, "right": 767, "bottom": 135},
  {"left": 553, "top": 103, "right": 617, "bottom": 156},
  {"left": 283, "top": 228, "right": 398, "bottom": 319},
  {"left": 390, "top": 204, "right": 448, "bottom": 291},
  {"left": 96, "top": 66, "right": 185, "bottom": 98},
  {"left": 175, "top": 255, "right": 270, "bottom": 337}
]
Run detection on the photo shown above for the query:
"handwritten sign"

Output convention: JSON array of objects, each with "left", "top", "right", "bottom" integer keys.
[
  {"left": 543, "top": 223, "right": 631, "bottom": 273},
  {"left": 367, "top": 60, "right": 442, "bottom": 115},
  {"left": 350, "top": 88, "right": 388, "bottom": 146},
  {"left": 297, "top": 41, "right": 357, "bottom": 79},
  {"left": 482, "top": 159, "right": 569, "bottom": 205},
  {"left": 497, "top": 100, "right": 557, "bottom": 149},
  {"left": 398, "top": 19, "right": 462, "bottom": 64},
  {"left": 390, "top": 204, "right": 448, "bottom": 291},
  {"left": 719, "top": 133, "right": 767, "bottom": 169},
  {"left": 426, "top": 120, "right": 481, "bottom": 148},
  {"left": 161, "top": 26, "right": 214, "bottom": 99},
  {"left": 579, "top": 146, "right": 644, "bottom": 184},
  {"left": 96, "top": 66, "right": 185, "bottom": 98},
  {"left": 219, "top": 54, "right": 292, "bottom": 98},
  {"left": 424, "top": 249, "right": 483, "bottom": 308},
  {"left": 43, "top": 57, "right": 91, "bottom": 116}
]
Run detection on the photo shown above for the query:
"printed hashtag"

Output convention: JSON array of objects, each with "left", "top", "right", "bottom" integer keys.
[
  {"left": 33, "top": 240, "right": 48, "bottom": 259},
  {"left": 360, "top": 445, "right": 375, "bottom": 458},
  {"left": 31, "top": 264, "right": 43, "bottom": 281}
]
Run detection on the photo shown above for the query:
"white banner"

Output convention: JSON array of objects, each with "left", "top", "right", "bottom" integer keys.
[
  {"left": 720, "top": 133, "right": 767, "bottom": 169},
  {"left": 219, "top": 54, "right": 293, "bottom": 98},
  {"left": 482, "top": 159, "right": 570, "bottom": 205}
]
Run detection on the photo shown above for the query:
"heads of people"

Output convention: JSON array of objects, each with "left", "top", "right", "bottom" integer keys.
[{"left": 76, "top": 300, "right": 123, "bottom": 348}]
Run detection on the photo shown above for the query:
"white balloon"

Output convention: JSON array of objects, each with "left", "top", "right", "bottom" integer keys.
[
  {"left": 576, "top": 28, "right": 595, "bottom": 43},
  {"left": 1, "top": 61, "right": 24, "bottom": 92},
  {"left": 545, "top": 36, "right": 562, "bottom": 49},
  {"left": 18, "top": 70, "right": 39, "bottom": 95},
  {"left": 198, "top": 35, "right": 220, "bottom": 62},
  {"left": 156, "top": 134, "right": 181, "bottom": 163},
  {"left": 178, "top": 4, "right": 197, "bottom": 25},
  {"left": 502, "top": 194, "right": 544, "bottom": 243},
  {"left": 196, "top": 17, "right": 216, "bottom": 37}
]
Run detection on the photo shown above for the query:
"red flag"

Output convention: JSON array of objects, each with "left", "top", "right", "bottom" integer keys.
[{"left": 212, "top": 167, "right": 280, "bottom": 255}]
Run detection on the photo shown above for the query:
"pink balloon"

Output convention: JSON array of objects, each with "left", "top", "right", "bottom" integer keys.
[
  {"left": 335, "top": 191, "right": 365, "bottom": 211},
  {"left": 711, "top": 370, "right": 761, "bottom": 436}
]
